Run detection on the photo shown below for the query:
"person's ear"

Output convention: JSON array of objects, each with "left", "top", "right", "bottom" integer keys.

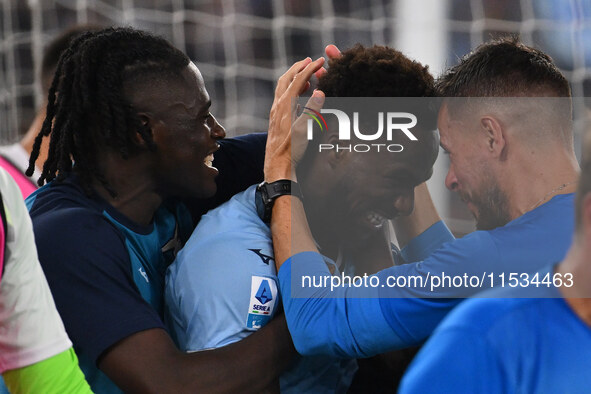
[
  {"left": 134, "top": 113, "right": 154, "bottom": 147},
  {"left": 480, "top": 115, "right": 506, "bottom": 160}
]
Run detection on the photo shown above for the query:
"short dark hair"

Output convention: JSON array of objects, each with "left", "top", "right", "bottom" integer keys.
[
  {"left": 316, "top": 44, "right": 439, "bottom": 139},
  {"left": 40, "top": 25, "right": 101, "bottom": 94},
  {"left": 27, "top": 27, "right": 190, "bottom": 195},
  {"left": 436, "top": 36, "right": 571, "bottom": 98},
  {"left": 318, "top": 44, "right": 436, "bottom": 98}
]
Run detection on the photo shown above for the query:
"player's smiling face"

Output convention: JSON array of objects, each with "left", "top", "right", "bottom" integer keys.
[
  {"left": 331, "top": 128, "right": 438, "bottom": 239},
  {"left": 144, "top": 62, "right": 226, "bottom": 199},
  {"left": 438, "top": 102, "right": 511, "bottom": 230}
]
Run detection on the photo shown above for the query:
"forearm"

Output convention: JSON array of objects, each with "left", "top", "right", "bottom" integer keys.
[
  {"left": 263, "top": 58, "right": 326, "bottom": 270},
  {"left": 393, "top": 183, "right": 441, "bottom": 248},
  {"left": 185, "top": 314, "right": 295, "bottom": 393},
  {"left": 279, "top": 253, "right": 401, "bottom": 358},
  {"left": 100, "top": 321, "right": 296, "bottom": 394},
  {"left": 271, "top": 195, "right": 318, "bottom": 271}
]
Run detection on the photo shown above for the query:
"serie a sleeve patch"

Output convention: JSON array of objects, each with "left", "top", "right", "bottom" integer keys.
[{"left": 246, "top": 275, "right": 278, "bottom": 330}]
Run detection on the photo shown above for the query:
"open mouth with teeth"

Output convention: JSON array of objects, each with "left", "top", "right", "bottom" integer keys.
[
  {"left": 204, "top": 144, "right": 220, "bottom": 169},
  {"left": 364, "top": 211, "right": 388, "bottom": 229},
  {"left": 204, "top": 153, "right": 214, "bottom": 168}
]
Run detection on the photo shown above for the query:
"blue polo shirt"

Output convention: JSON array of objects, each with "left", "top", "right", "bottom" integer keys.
[
  {"left": 400, "top": 266, "right": 591, "bottom": 393},
  {"left": 279, "top": 193, "right": 575, "bottom": 358}
]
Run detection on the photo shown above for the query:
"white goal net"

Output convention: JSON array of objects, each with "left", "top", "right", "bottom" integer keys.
[{"left": 0, "top": 0, "right": 588, "bottom": 233}]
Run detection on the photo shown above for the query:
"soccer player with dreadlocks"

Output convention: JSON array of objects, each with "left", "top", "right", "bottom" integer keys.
[{"left": 25, "top": 27, "right": 320, "bottom": 393}]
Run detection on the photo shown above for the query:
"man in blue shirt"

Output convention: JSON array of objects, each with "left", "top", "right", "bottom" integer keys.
[
  {"left": 399, "top": 133, "right": 591, "bottom": 393},
  {"left": 165, "top": 45, "right": 440, "bottom": 393},
  {"left": 262, "top": 37, "right": 580, "bottom": 361}
]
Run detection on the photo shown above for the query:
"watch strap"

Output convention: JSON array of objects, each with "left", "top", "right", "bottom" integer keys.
[{"left": 256, "top": 180, "right": 302, "bottom": 222}]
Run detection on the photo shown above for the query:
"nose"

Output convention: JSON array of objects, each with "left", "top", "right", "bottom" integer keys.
[
  {"left": 394, "top": 189, "right": 415, "bottom": 217},
  {"left": 210, "top": 114, "right": 226, "bottom": 139},
  {"left": 445, "top": 164, "right": 458, "bottom": 191}
]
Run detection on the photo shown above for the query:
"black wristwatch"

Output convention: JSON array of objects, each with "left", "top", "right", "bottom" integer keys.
[{"left": 256, "top": 180, "right": 303, "bottom": 223}]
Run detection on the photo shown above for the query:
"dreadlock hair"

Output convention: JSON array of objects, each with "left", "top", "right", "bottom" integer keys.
[
  {"left": 40, "top": 24, "right": 102, "bottom": 95},
  {"left": 26, "top": 27, "right": 190, "bottom": 195}
]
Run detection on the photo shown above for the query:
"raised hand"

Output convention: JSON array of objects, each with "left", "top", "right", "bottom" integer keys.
[{"left": 265, "top": 57, "right": 325, "bottom": 183}]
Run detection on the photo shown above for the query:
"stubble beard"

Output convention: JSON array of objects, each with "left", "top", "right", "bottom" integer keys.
[{"left": 462, "top": 176, "right": 512, "bottom": 231}]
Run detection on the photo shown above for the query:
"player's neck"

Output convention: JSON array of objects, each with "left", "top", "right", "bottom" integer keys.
[
  {"left": 93, "top": 152, "right": 162, "bottom": 226},
  {"left": 505, "top": 150, "right": 579, "bottom": 218}
]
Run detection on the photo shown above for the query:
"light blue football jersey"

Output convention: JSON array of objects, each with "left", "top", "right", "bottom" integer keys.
[{"left": 165, "top": 185, "right": 356, "bottom": 393}]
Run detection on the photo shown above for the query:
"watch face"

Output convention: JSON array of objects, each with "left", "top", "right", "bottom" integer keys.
[
  {"left": 255, "top": 187, "right": 267, "bottom": 222},
  {"left": 257, "top": 182, "right": 271, "bottom": 203}
]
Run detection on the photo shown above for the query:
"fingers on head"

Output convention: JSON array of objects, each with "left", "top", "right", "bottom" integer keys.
[
  {"left": 288, "top": 58, "right": 325, "bottom": 95},
  {"left": 293, "top": 89, "right": 325, "bottom": 129},
  {"left": 314, "top": 67, "right": 327, "bottom": 80},
  {"left": 325, "top": 44, "right": 342, "bottom": 59},
  {"left": 275, "top": 57, "right": 312, "bottom": 97},
  {"left": 275, "top": 57, "right": 325, "bottom": 101},
  {"left": 306, "top": 89, "right": 325, "bottom": 110}
]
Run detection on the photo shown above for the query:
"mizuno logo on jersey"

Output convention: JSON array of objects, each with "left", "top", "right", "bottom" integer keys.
[{"left": 248, "top": 249, "right": 274, "bottom": 265}]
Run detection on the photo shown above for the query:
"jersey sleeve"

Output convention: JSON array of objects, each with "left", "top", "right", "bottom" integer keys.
[
  {"left": 279, "top": 252, "right": 402, "bottom": 359},
  {"left": 278, "top": 223, "right": 501, "bottom": 357},
  {"left": 3, "top": 348, "right": 92, "bottom": 394},
  {"left": 399, "top": 220, "right": 455, "bottom": 263},
  {"left": 32, "top": 208, "right": 164, "bottom": 364},
  {"left": 375, "top": 229, "right": 500, "bottom": 345},
  {"left": 165, "top": 231, "right": 276, "bottom": 352},
  {"left": 0, "top": 169, "right": 72, "bottom": 372},
  {"left": 183, "top": 133, "right": 266, "bottom": 221}
]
